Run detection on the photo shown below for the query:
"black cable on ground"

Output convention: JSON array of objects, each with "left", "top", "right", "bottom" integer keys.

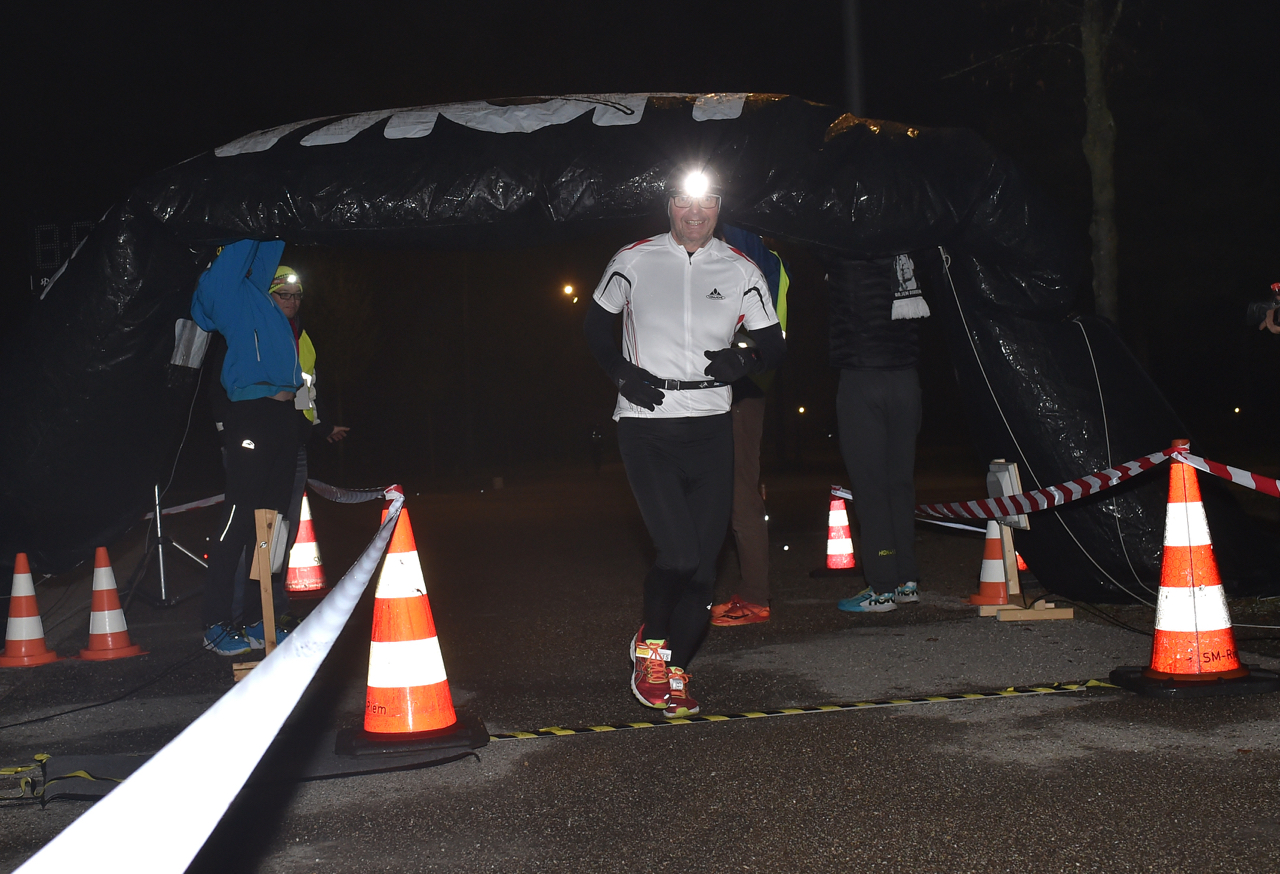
[{"left": 1052, "top": 598, "right": 1155, "bottom": 637}]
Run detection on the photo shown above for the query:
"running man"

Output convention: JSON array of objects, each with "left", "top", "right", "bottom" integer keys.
[{"left": 584, "top": 165, "right": 785, "bottom": 716}]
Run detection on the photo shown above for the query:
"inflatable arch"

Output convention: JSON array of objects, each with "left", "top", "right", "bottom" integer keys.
[{"left": 2, "top": 93, "right": 1271, "bottom": 598}]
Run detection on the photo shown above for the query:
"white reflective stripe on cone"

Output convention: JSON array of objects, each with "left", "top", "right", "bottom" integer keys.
[
  {"left": 92, "top": 566, "right": 117, "bottom": 590},
  {"left": 1163, "top": 502, "right": 1212, "bottom": 548},
  {"left": 367, "top": 637, "right": 447, "bottom": 688},
  {"left": 374, "top": 554, "right": 427, "bottom": 598},
  {"left": 829, "top": 509, "right": 849, "bottom": 526},
  {"left": 289, "top": 544, "right": 322, "bottom": 566},
  {"left": 6, "top": 615, "right": 45, "bottom": 640},
  {"left": 89, "top": 609, "right": 128, "bottom": 634},
  {"left": 827, "top": 538, "right": 853, "bottom": 554},
  {"left": 1154, "top": 585, "right": 1231, "bottom": 632},
  {"left": 9, "top": 575, "right": 35, "bottom": 597},
  {"left": 980, "top": 558, "right": 1005, "bottom": 582}
]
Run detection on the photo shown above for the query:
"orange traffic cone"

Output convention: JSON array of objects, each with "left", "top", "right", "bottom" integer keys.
[
  {"left": 0, "top": 553, "right": 63, "bottom": 668},
  {"left": 1016, "top": 552, "right": 1029, "bottom": 573},
  {"left": 811, "top": 497, "right": 860, "bottom": 577},
  {"left": 78, "top": 547, "right": 146, "bottom": 661},
  {"left": 1111, "top": 441, "right": 1280, "bottom": 698},
  {"left": 363, "top": 507, "right": 458, "bottom": 735},
  {"left": 968, "top": 521, "right": 1010, "bottom": 606},
  {"left": 285, "top": 492, "right": 328, "bottom": 599}
]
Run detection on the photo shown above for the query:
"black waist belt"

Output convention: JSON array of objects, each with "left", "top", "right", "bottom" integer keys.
[{"left": 656, "top": 378, "right": 727, "bottom": 391}]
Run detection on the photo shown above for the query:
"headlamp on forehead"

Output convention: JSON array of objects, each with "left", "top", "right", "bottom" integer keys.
[
  {"left": 667, "top": 168, "right": 722, "bottom": 210},
  {"left": 682, "top": 172, "right": 710, "bottom": 197},
  {"left": 269, "top": 265, "right": 304, "bottom": 298}
]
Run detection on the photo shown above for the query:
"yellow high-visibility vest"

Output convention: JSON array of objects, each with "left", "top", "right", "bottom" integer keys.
[{"left": 298, "top": 330, "right": 317, "bottom": 423}]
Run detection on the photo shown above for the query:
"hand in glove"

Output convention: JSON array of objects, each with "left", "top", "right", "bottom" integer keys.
[
  {"left": 614, "top": 362, "right": 665, "bottom": 411},
  {"left": 703, "top": 346, "right": 761, "bottom": 384}
]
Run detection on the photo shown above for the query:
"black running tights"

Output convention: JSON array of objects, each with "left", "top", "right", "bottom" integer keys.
[{"left": 618, "top": 414, "right": 733, "bottom": 668}]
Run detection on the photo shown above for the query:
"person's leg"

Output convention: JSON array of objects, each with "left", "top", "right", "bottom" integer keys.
[
  {"left": 204, "top": 399, "right": 280, "bottom": 628},
  {"left": 261, "top": 406, "right": 301, "bottom": 616},
  {"left": 667, "top": 413, "right": 733, "bottom": 666},
  {"left": 837, "top": 370, "right": 896, "bottom": 595},
  {"left": 882, "top": 369, "right": 922, "bottom": 587},
  {"left": 618, "top": 418, "right": 701, "bottom": 642},
  {"left": 729, "top": 397, "right": 769, "bottom": 606},
  {"left": 273, "top": 442, "right": 308, "bottom": 612}
]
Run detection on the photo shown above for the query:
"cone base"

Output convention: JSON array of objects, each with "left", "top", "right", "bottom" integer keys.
[
  {"left": 285, "top": 587, "right": 329, "bottom": 601},
  {"left": 969, "top": 584, "right": 1009, "bottom": 606},
  {"left": 336, "top": 711, "right": 487, "bottom": 759},
  {"left": 0, "top": 649, "right": 63, "bottom": 668},
  {"left": 1110, "top": 665, "right": 1280, "bottom": 699},
  {"left": 809, "top": 566, "right": 862, "bottom": 578},
  {"left": 78, "top": 644, "right": 147, "bottom": 661}
]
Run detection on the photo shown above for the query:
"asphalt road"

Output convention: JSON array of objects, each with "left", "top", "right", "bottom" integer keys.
[{"left": 2, "top": 462, "right": 1279, "bottom": 872}]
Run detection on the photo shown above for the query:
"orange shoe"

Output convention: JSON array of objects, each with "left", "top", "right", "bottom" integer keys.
[{"left": 710, "top": 595, "right": 770, "bottom": 627}]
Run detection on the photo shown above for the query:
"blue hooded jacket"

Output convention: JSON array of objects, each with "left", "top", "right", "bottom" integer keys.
[{"left": 190, "top": 240, "right": 301, "bottom": 401}]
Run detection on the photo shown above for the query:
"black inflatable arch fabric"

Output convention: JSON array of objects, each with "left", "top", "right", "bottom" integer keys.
[{"left": 2, "top": 93, "right": 1272, "bottom": 598}]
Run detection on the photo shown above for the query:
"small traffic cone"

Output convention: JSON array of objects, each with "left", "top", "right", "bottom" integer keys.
[
  {"left": 364, "top": 507, "right": 458, "bottom": 736},
  {"left": 1016, "top": 552, "right": 1029, "bottom": 573},
  {"left": 810, "top": 498, "right": 860, "bottom": 577},
  {"left": 1111, "top": 440, "right": 1280, "bottom": 698},
  {"left": 969, "top": 521, "right": 1010, "bottom": 606},
  {"left": 79, "top": 547, "right": 146, "bottom": 661},
  {"left": 285, "top": 492, "right": 328, "bottom": 599},
  {"left": 0, "top": 553, "right": 63, "bottom": 668}
]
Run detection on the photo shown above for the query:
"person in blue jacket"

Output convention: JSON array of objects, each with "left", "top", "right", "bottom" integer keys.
[{"left": 191, "top": 239, "right": 302, "bottom": 655}]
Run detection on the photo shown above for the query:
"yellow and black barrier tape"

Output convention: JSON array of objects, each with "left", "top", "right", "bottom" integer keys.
[{"left": 491, "top": 679, "right": 1116, "bottom": 741}]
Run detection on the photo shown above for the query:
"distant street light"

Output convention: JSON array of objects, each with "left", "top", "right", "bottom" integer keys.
[
  {"left": 798, "top": 406, "right": 806, "bottom": 414},
  {"left": 564, "top": 284, "right": 578, "bottom": 303}
]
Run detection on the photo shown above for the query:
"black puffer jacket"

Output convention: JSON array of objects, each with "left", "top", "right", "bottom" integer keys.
[{"left": 826, "top": 256, "right": 919, "bottom": 371}]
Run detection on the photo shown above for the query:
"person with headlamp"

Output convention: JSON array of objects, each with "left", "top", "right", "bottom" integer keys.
[
  {"left": 191, "top": 241, "right": 302, "bottom": 655},
  {"left": 584, "top": 166, "right": 786, "bottom": 717}
]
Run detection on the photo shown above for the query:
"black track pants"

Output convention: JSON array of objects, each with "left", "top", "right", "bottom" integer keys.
[
  {"left": 837, "top": 369, "right": 921, "bottom": 594},
  {"left": 618, "top": 414, "right": 733, "bottom": 668},
  {"left": 203, "top": 397, "right": 300, "bottom": 628}
]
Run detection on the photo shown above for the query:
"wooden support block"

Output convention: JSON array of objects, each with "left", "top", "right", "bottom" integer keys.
[
  {"left": 252, "top": 509, "right": 279, "bottom": 656},
  {"left": 978, "top": 604, "right": 1024, "bottom": 617},
  {"left": 232, "top": 509, "right": 281, "bottom": 680},
  {"left": 998, "top": 605, "right": 1074, "bottom": 622}
]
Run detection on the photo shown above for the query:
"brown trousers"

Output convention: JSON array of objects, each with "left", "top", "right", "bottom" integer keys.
[{"left": 723, "top": 396, "right": 770, "bottom": 604}]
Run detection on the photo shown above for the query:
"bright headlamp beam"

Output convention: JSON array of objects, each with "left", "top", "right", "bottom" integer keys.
[{"left": 683, "top": 172, "right": 709, "bottom": 197}]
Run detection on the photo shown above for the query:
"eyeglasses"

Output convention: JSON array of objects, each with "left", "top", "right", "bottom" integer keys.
[
  {"left": 671, "top": 194, "right": 721, "bottom": 209},
  {"left": 272, "top": 291, "right": 303, "bottom": 301}
]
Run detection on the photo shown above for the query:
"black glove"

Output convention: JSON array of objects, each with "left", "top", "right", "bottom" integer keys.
[
  {"left": 614, "top": 361, "right": 665, "bottom": 411},
  {"left": 703, "top": 346, "right": 761, "bottom": 383}
]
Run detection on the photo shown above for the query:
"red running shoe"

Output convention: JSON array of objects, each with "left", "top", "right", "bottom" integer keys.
[
  {"left": 664, "top": 667, "right": 700, "bottom": 717},
  {"left": 710, "top": 595, "right": 771, "bottom": 627},
  {"left": 631, "top": 635, "right": 671, "bottom": 709}
]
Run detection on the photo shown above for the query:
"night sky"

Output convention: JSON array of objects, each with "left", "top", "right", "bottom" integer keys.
[{"left": 10, "top": 1, "right": 1280, "bottom": 485}]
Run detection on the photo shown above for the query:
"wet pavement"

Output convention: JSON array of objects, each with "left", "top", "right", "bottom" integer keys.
[{"left": 2, "top": 461, "right": 1279, "bottom": 872}]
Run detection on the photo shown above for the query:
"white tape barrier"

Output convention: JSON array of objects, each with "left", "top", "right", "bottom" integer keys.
[
  {"left": 17, "top": 484, "right": 405, "bottom": 874},
  {"left": 142, "top": 493, "right": 226, "bottom": 519}
]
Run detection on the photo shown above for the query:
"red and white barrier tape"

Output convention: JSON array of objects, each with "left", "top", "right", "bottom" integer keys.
[
  {"left": 1176, "top": 451, "right": 1280, "bottom": 498},
  {"left": 907, "top": 448, "right": 1180, "bottom": 521}
]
